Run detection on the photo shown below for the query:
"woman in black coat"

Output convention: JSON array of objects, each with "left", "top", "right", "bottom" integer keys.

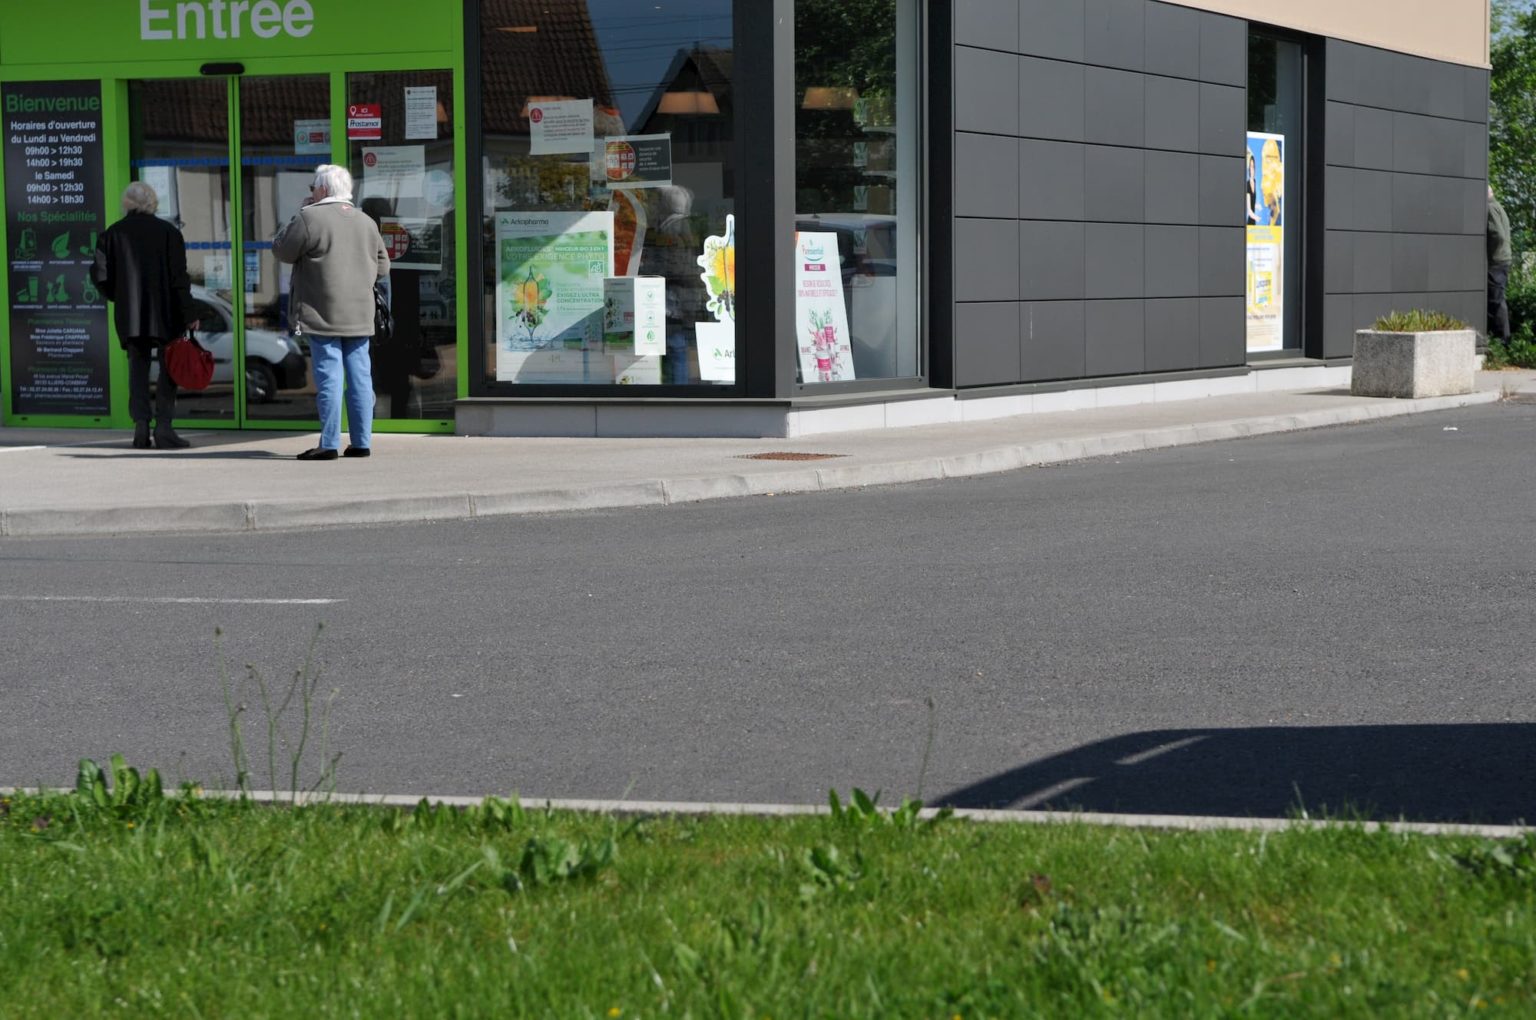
[{"left": 91, "top": 182, "right": 199, "bottom": 449}]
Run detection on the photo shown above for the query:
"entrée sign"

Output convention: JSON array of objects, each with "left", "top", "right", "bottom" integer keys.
[{"left": 138, "top": 0, "right": 315, "bottom": 41}]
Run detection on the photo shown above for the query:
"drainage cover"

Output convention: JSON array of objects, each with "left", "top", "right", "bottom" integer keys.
[{"left": 738, "top": 452, "right": 845, "bottom": 461}]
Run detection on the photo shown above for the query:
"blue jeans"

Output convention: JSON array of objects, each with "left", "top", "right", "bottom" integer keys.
[{"left": 309, "top": 336, "right": 372, "bottom": 450}]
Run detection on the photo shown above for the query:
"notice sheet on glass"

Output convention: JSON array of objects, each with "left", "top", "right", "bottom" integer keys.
[{"left": 1245, "top": 131, "right": 1284, "bottom": 353}]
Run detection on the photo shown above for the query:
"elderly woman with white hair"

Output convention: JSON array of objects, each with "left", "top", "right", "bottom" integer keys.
[
  {"left": 273, "top": 163, "right": 390, "bottom": 460},
  {"left": 91, "top": 180, "right": 199, "bottom": 449}
]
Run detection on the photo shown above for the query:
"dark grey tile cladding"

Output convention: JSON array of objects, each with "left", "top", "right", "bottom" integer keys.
[
  {"left": 1022, "top": 300, "right": 1087, "bottom": 381},
  {"left": 1351, "top": 106, "right": 1394, "bottom": 172},
  {"left": 954, "top": 218, "right": 1020, "bottom": 302},
  {"left": 1197, "top": 154, "right": 1242, "bottom": 227},
  {"left": 1084, "top": 0, "right": 1144, "bottom": 72},
  {"left": 1198, "top": 12, "right": 1245, "bottom": 87},
  {"left": 954, "top": 302, "right": 1022, "bottom": 386},
  {"left": 955, "top": 133, "right": 1020, "bottom": 219},
  {"left": 1082, "top": 145, "right": 1144, "bottom": 222},
  {"left": 1085, "top": 223, "right": 1144, "bottom": 298},
  {"left": 1019, "top": 138, "right": 1086, "bottom": 220},
  {"left": 954, "top": 0, "right": 1020, "bottom": 52},
  {"left": 1085, "top": 299, "right": 1145, "bottom": 375},
  {"left": 1084, "top": 66, "right": 1144, "bottom": 146},
  {"left": 1018, "top": 0, "right": 1085, "bottom": 62},
  {"left": 1197, "top": 226, "right": 1243, "bottom": 297},
  {"left": 1144, "top": 226, "right": 1199, "bottom": 297},
  {"left": 1020, "top": 220, "right": 1086, "bottom": 300},
  {"left": 1019, "top": 56, "right": 1086, "bottom": 141},
  {"left": 1143, "top": 2, "right": 1199, "bottom": 79},
  {"left": 1145, "top": 298, "right": 1200, "bottom": 371},
  {"left": 1144, "top": 75, "right": 1199, "bottom": 152},
  {"left": 1145, "top": 150, "right": 1199, "bottom": 224},
  {"left": 954, "top": 1, "right": 1489, "bottom": 387},
  {"left": 1199, "top": 296, "right": 1244, "bottom": 367},
  {"left": 1198, "top": 83, "right": 1243, "bottom": 156},
  {"left": 954, "top": 46, "right": 1018, "bottom": 135}
]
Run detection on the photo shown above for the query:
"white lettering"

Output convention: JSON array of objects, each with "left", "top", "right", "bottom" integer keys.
[
  {"left": 139, "top": 0, "right": 315, "bottom": 41},
  {"left": 228, "top": 0, "right": 249, "bottom": 37},
  {"left": 249, "top": 0, "right": 281, "bottom": 37},
  {"left": 176, "top": 1, "right": 206, "bottom": 39},
  {"left": 140, "top": 0, "right": 172, "bottom": 40},
  {"left": 284, "top": 0, "right": 314, "bottom": 38}
]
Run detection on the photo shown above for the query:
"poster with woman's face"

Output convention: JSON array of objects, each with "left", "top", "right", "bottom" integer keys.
[{"left": 1246, "top": 133, "right": 1284, "bottom": 227}]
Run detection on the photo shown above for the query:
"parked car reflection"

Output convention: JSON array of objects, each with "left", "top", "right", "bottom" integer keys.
[{"left": 150, "top": 285, "right": 307, "bottom": 402}]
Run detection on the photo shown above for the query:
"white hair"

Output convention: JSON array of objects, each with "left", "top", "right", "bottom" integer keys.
[
  {"left": 122, "top": 180, "right": 159, "bottom": 214},
  {"left": 312, "top": 163, "right": 354, "bottom": 201}
]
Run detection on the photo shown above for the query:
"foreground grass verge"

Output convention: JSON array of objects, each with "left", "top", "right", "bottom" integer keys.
[{"left": 3, "top": 783, "right": 1535, "bottom": 1017}]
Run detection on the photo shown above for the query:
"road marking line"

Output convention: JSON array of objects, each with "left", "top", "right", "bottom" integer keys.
[{"left": 0, "top": 595, "right": 341, "bottom": 605}]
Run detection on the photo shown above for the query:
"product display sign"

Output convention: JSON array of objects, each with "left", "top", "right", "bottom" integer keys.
[
  {"left": 602, "top": 275, "right": 665, "bottom": 355},
  {"left": 604, "top": 134, "right": 671, "bottom": 190},
  {"left": 794, "top": 231, "right": 855, "bottom": 382},
  {"left": 1245, "top": 131, "right": 1285, "bottom": 353},
  {"left": 495, "top": 210, "right": 613, "bottom": 381},
  {"left": 3, "top": 80, "right": 110, "bottom": 416}
]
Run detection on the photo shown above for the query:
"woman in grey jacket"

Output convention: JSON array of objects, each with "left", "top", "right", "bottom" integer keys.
[{"left": 273, "top": 164, "right": 390, "bottom": 460}]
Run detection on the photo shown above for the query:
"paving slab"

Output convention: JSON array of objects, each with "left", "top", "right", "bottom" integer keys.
[{"left": 2, "top": 372, "right": 1532, "bottom": 538}]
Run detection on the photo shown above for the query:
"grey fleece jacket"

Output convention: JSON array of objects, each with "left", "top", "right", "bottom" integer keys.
[{"left": 273, "top": 199, "right": 390, "bottom": 336}]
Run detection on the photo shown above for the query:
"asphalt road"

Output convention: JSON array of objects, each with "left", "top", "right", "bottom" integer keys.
[{"left": 3, "top": 401, "right": 1534, "bottom": 823}]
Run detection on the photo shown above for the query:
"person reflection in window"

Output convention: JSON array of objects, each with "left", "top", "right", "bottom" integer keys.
[{"left": 641, "top": 185, "right": 699, "bottom": 384}]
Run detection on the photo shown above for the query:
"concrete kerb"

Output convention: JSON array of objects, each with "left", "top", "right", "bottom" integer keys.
[
  {"left": 2, "top": 786, "right": 1527, "bottom": 838},
  {"left": 0, "top": 389, "right": 1506, "bottom": 539}
]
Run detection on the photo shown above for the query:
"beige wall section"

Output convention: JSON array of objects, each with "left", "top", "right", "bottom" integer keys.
[{"left": 1167, "top": 0, "right": 1489, "bottom": 68}]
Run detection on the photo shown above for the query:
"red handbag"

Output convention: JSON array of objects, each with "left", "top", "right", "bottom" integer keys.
[{"left": 164, "top": 331, "right": 214, "bottom": 390}]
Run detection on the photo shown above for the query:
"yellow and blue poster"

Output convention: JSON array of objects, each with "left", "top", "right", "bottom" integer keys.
[{"left": 1246, "top": 132, "right": 1284, "bottom": 352}]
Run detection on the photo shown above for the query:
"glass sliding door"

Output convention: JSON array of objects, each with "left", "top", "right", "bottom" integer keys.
[
  {"left": 239, "top": 75, "right": 329, "bottom": 422},
  {"left": 128, "top": 78, "right": 236, "bottom": 422},
  {"left": 347, "top": 68, "right": 456, "bottom": 421}
]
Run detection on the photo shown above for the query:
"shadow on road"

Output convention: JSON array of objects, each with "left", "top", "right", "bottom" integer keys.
[{"left": 936, "top": 725, "right": 1536, "bottom": 825}]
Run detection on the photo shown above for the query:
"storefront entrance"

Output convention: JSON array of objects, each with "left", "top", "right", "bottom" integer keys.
[{"left": 127, "top": 70, "right": 457, "bottom": 431}]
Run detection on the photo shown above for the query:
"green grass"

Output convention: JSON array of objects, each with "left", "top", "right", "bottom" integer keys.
[{"left": 3, "top": 783, "right": 1535, "bottom": 1017}]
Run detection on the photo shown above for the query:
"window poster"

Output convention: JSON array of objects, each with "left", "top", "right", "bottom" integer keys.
[
  {"left": 379, "top": 216, "right": 443, "bottom": 271},
  {"left": 603, "top": 134, "right": 672, "bottom": 190},
  {"left": 359, "top": 145, "right": 425, "bottom": 199},
  {"left": 403, "top": 86, "right": 437, "bottom": 141},
  {"left": 528, "top": 98, "right": 594, "bottom": 156},
  {"left": 1245, "top": 131, "right": 1284, "bottom": 353},
  {"left": 793, "top": 231, "right": 855, "bottom": 382},
  {"left": 293, "top": 118, "right": 330, "bottom": 155},
  {"left": 694, "top": 214, "right": 736, "bottom": 383},
  {"left": 3, "top": 79, "right": 110, "bottom": 416},
  {"left": 494, "top": 210, "right": 614, "bottom": 382}
]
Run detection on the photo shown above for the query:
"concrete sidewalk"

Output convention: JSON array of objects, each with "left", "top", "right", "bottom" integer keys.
[{"left": 3, "top": 372, "right": 1532, "bottom": 538}]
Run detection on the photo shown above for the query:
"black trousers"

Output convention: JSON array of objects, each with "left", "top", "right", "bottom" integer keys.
[
  {"left": 125, "top": 339, "right": 178, "bottom": 429},
  {"left": 1488, "top": 261, "right": 1511, "bottom": 346}
]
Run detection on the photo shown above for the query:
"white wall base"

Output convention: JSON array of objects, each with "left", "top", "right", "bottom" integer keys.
[{"left": 456, "top": 364, "right": 1357, "bottom": 438}]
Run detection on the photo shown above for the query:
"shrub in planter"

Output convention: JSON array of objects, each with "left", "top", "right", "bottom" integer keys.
[{"left": 1351, "top": 309, "right": 1476, "bottom": 398}]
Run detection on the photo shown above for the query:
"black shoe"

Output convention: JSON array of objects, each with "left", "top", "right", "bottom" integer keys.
[
  {"left": 132, "top": 423, "right": 151, "bottom": 450},
  {"left": 297, "top": 447, "right": 339, "bottom": 461},
  {"left": 153, "top": 430, "right": 190, "bottom": 450},
  {"left": 342, "top": 446, "right": 371, "bottom": 458}
]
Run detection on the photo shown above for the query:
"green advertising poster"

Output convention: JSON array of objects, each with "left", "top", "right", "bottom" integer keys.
[{"left": 494, "top": 211, "right": 613, "bottom": 383}]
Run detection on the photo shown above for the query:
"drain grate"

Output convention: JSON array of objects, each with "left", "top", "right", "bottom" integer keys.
[{"left": 738, "top": 451, "right": 845, "bottom": 461}]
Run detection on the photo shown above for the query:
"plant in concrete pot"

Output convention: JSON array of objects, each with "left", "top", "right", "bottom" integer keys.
[{"left": 1351, "top": 309, "right": 1477, "bottom": 398}]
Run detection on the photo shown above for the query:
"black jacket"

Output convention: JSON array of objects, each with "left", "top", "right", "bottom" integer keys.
[{"left": 91, "top": 211, "right": 195, "bottom": 346}]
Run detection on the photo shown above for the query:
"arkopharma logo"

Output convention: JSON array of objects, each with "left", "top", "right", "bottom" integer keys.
[{"left": 139, "top": 0, "right": 315, "bottom": 40}]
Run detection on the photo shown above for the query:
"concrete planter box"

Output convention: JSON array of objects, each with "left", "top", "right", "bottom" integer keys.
[{"left": 1350, "top": 329, "right": 1477, "bottom": 398}]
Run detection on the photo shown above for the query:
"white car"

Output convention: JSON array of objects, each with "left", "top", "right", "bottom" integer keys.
[{"left": 151, "top": 286, "right": 307, "bottom": 402}]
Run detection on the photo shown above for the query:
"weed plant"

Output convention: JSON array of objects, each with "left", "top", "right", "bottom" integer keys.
[{"left": 2, "top": 776, "right": 1535, "bottom": 1016}]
